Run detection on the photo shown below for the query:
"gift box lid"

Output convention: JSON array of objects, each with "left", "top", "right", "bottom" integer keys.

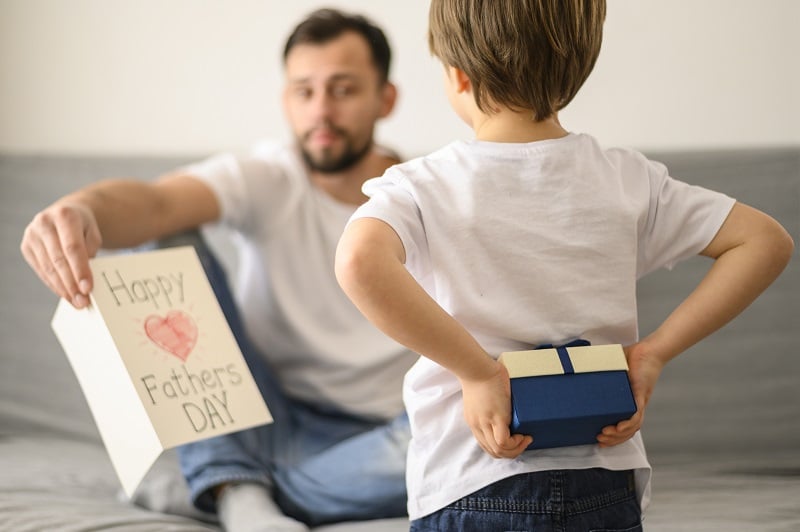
[{"left": 499, "top": 343, "right": 629, "bottom": 378}]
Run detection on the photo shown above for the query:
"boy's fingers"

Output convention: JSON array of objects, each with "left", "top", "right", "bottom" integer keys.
[
  {"left": 502, "top": 434, "right": 532, "bottom": 458},
  {"left": 470, "top": 423, "right": 497, "bottom": 458},
  {"left": 510, "top": 434, "right": 533, "bottom": 453},
  {"left": 489, "top": 419, "right": 530, "bottom": 458},
  {"left": 472, "top": 422, "right": 526, "bottom": 459},
  {"left": 596, "top": 411, "right": 643, "bottom": 447},
  {"left": 491, "top": 419, "right": 515, "bottom": 449}
]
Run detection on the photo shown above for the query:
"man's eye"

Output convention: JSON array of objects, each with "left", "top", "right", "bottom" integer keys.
[
  {"left": 331, "top": 86, "right": 354, "bottom": 98},
  {"left": 294, "top": 88, "right": 312, "bottom": 99}
]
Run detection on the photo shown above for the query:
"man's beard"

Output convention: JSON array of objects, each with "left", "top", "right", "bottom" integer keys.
[{"left": 299, "top": 125, "right": 373, "bottom": 174}]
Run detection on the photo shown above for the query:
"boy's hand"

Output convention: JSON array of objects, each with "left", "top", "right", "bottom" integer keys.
[
  {"left": 596, "top": 340, "right": 664, "bottom": 447},
  {"left": 460, "top": 361, "right": 533, "bottom": 459}
]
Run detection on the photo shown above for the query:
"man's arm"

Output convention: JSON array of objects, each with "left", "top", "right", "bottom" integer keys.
[{"left": 20, "top": 172, "right": 220, "bottom": 308}]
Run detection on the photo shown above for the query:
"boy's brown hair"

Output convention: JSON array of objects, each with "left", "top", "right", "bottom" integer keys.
[{"left": 428, "top": 0, "right": 606, "bottom": 121}]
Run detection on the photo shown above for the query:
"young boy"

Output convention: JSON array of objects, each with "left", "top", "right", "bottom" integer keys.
[{"left": 335, "top": 1, "right": 794, "bottom": 530}]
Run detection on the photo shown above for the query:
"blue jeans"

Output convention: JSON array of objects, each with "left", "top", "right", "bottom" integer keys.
[
  {"left": 411, "top": 468, "right": 641, "bottom": 532},
  {"left": 166, "top": 231, "right": 409, "bottom": 527}
]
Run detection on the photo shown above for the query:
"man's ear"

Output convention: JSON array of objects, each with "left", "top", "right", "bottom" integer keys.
[{"left": 378, "top": 81, "right": 398, "bottom": 118}]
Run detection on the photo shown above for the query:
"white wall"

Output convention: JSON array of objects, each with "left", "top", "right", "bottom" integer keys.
[{"left": 1, "top": 0, "right": 798, "bottom": 157}]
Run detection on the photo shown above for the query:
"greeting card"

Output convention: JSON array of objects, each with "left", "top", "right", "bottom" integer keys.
[{"left": 51, "top": 246, "right": 272, "bottom": 496}]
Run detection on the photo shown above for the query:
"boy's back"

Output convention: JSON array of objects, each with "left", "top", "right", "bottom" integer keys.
[
  {"left": 357, "top": 131, "right": 734, "bottom": 516},
  {"left": 336, "top": 0, "right": 793, "bottom": 528}
]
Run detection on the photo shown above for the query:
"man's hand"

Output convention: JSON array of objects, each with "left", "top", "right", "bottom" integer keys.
[
  {"left": 460, "top": 361, "right": 533, "bottom": 459},
  {"left": 20, "top": 200, "right": 102, "bottom": 308},
  {"left": 596, "top": 340, "right": 664, "bottom": 447}
]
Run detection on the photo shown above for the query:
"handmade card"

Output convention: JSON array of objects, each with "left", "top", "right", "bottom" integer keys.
[{"left": 51, "top": 246, "right": 272, "bottom": 496}]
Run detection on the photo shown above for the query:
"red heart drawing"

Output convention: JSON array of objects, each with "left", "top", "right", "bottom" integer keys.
[{"left": 144, "top": 310, "right": 198, "bottom": 362}]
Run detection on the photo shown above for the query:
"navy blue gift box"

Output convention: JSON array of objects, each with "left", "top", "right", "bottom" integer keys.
[{"left": 498, "top": 340, "right": 637, "bottom": 450}]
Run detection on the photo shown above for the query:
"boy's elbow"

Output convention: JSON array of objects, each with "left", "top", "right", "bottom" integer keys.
[
  {"left": 759, "top": 215, "right": 794, "bottom": 278},
  {"left": 335, "top": 239, "right": 374, "bottom": 296},
  {"left": 774, "top": 224, "right": 794, "bottom": 269},
  {"left": 731, "top": 204, "right": 794, "bottom": 272}
]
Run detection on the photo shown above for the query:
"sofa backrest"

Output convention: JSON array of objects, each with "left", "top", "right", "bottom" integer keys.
[{"left": 1, "top": 149, "right": 797, "bottom": 454}]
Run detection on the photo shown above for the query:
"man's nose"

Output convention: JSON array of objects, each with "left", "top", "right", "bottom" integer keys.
[{"left": 309, "top": 92, "right": 335, "bottom": 121}]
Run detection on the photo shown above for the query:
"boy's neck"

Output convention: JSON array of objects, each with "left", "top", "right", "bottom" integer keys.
[{"left": 473, "top": 111, "right": 568, "bottom": 143}]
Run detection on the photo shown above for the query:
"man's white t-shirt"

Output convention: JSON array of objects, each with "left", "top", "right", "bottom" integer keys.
[
  {"left": 184, "top": 140, "right": 418, "bottom": 421},
  {"left": 350, "top": 133, "right": 736, "bottom": 518}
]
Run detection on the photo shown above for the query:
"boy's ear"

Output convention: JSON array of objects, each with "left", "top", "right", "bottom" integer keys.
[{"left": 452, "top": 67, "right": 472, "bottom": 94}]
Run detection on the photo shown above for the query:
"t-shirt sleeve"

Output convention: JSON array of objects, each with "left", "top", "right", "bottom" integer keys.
[
  {"left": 350, "top": 172, "right": 431, "bottom": 279},
  {"left": 637, "top": 158, "right": 736, "bottom": 278},
  {"left": 181, "top": 151, "right": 297, "bottom": 237}
]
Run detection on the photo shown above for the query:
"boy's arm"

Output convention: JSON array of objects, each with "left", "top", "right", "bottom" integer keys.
[
  {"left": 598, "top": 202, "right": 794, "bottom": 447},
  {"left": 20, "top": 173, "right": 220, "bottom": 309},
  {"left": 336, "top": 217, "right": 532, "bottom": 458}
]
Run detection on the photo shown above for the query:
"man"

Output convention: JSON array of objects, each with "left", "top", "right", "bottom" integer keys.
[{"left": 20, "top": 9, "right": 416, "bottom": 532}]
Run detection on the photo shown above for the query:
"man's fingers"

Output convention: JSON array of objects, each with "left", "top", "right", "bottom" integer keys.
[
  {"left": 24, "top": 206, "right": 95, "bottom": 307},
  {"left": 59, "top": 233, "right": 94, "bottom": 298},
  {"left": 21, "top": 224, "right": 70, "bottom": 300},
  {"left": 83, "top": 218, "right": 102, "bottom": 262},
  {"left": 22, "top": 237, "right": 67, "bottom": 299},
  {"left": 41, "top": 234, "right": 81, "bottom": 304}
]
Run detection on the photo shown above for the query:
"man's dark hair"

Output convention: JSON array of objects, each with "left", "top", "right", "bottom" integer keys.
[{"left": 283, "top": 8, "right": 392, "bottom": 83}]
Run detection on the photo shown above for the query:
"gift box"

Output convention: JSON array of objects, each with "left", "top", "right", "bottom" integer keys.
[{"left": 498, "top": 340, "right": 636, "bottom": 450}]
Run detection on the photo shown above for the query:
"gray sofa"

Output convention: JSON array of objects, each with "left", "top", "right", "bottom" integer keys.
[{"left": 1, "top": 148, "right": 798, "bottom": 531}]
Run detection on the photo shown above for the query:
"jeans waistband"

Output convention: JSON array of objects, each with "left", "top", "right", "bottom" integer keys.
[{"left": 446, "top": 468, "right": 636, "bottom": 516}]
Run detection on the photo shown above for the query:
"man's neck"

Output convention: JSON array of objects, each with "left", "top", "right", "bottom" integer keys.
[{"left": 309, "top": 146, "right": 400, "bottom": 206}]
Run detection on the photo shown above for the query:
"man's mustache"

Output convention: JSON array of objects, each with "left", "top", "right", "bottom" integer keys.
[{"left": 302, "top": 122, "right": 348, "bottom": 143}]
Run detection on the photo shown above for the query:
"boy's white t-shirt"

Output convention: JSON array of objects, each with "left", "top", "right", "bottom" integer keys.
[
  {"left": 350, "top": 133, "right": 736, "bottom": 518},
  {"left": 183, "top": 140, "right": 418, "bottom": 421}
]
